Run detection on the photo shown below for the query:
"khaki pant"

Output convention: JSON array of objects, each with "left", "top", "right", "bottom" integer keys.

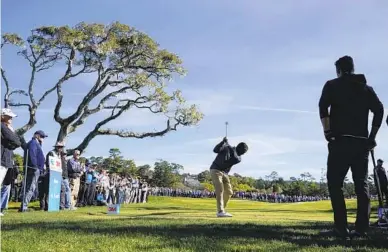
[
  {"left": 69, "top": 177, "right": 80, "bottom": 208},
  {"left": 210, "top": 169, "right": 233, "bottom": 213}
]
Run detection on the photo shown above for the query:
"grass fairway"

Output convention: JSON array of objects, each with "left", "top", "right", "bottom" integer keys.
[{"left": 1, "top": 197, "right": 387, "bottom": 252}]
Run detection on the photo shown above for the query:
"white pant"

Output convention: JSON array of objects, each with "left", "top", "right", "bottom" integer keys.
[{"left": 0, "top": 166, "right": 8, "bottom": 186}]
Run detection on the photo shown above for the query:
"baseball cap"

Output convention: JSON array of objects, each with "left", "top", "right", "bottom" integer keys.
[
  {"left": 34, "top": 130, "right": 48, "bottom": 138},
  {"left": 1, "top": 108, "right": 17, "bottom": 118},
  {"left": 54, "top": 141, "right": 65, "bottom": 147}
]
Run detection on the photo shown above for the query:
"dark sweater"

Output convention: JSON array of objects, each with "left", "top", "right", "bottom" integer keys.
[
  {"left": 376, "top": 166, "right": 388, "bottom": 188},
  {"left": 1, "top": 123, "right": 21, "bottom": 168},
  {"left": 319, "top": 74, "right": 384, "bottom": 139},
  {"left": 210, "top": 139, "right": 241, "bottom": 174}
]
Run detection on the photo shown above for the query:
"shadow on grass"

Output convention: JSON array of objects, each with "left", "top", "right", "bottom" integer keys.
[
  {"left": 133, "top": 206, "right": 191, "bottom": 211},
  {"left": 2, "top": 217, "right": 388, "bottom": 251}
]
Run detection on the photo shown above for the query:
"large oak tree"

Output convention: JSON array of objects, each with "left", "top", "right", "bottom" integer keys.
[{"left": 1, "top": 22, "right": 203, "bottom": 154}]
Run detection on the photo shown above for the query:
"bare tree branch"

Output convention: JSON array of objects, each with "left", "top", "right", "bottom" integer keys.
[
  {"left": 28, "top": 65, "right": 37, "bottom": 107},
  {"left": 53, "top": 47, "right": 76, "bottom": 123},
  {"left": 8, "top": 102, "right": 31, "bottom": 109},
  {"left": 134, "top": 103, "right": 162, "bottom": 113},
  {"left": 98, "top": 118, "right": 179, "bottom": 139},
  {"left": 1, "top": 68, "right": 10, "bottom": 105},
  {"left": 68, "top": 99, "right": 133, "bottom": 154},
  {"left": 68, "top": 87, "right": 136, "bottom": 134}
]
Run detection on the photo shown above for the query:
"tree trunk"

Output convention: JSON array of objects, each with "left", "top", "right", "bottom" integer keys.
[{"left": 57, "top": 124, "right": 69, "bottom": 145}]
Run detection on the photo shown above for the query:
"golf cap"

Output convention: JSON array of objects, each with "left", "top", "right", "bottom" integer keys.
[
  {"left": 54, "top": 141, "right": 65, "bottom": 147},
  {"left": 1, "top": 108, "right": 17, "bottom": 118},
  {"left": 34, "top": 130, "right": 48, "bottom": 138}
]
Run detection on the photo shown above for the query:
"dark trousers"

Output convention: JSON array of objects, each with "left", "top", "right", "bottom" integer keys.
[
  {"left": 77, "top": 182, "right": 85, "bottom": 205},
  {"left": 10, "top": 182, "right": 17, "bottom": 201},
  {"left": 107, "top": 190, "right": 115, "bottom": 204},
  {"left": 327, "top": 137, "right": 370, "bottom": 233},
  {"left": 87, "top": 182, "right": 97, "bottom": 205},
  {"left": 80, "top": 183, "right": 90, "bottom": 205},
  {"left": 38, "top": 174, "right": 49, "bottom": 210},
  {"left": 378, "top": 181, "right": 388, "bottom": 206}
]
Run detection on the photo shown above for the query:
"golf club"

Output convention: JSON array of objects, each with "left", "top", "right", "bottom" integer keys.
[{"left": 225, "top": 122, "right": 228, "bottom": 138}]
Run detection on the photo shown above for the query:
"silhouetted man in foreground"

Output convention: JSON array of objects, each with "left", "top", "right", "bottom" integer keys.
[{"left": 319, "top": 56, "right": 384, "bottom": 239}]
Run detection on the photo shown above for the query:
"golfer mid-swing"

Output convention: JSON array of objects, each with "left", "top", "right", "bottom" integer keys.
[{"left": 210, "top": 137, "right": 248, "bottom": 217}]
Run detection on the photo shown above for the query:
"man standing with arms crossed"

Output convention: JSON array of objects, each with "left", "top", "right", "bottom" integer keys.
[
  {"left": 319, "top": 56, "right": 384, "bottom": 239},
  {"left": 67, "top": 150, "right": 82, "bottom": 210}
]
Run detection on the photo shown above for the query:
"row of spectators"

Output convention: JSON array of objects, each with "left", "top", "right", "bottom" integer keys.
[
  {"left": 5, "top": 171, "right": 150, "bottom": 206},
  {"left": 1, "top": 108, "right": 149, "bottom": 216},
  {"left": 149, "top": 187, "right": 330, "bottom": 203}
]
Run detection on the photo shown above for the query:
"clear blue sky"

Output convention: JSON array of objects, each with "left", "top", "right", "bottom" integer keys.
[{"left": 2, "top": 1, "right": 388, "bottom": 181}]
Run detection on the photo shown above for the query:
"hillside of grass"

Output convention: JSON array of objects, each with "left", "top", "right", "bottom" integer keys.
[{"left": 1, "top": 197, "right": 387, "bottom": 252}]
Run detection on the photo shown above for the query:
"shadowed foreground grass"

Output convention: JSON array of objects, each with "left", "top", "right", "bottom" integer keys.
[{"left": 1, "top": 197, "right": 387, "bottom": 252}]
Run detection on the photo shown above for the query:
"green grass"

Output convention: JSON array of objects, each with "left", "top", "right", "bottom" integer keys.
[{"left": 1, "top": 197, "right": 387, "bottom": 252}]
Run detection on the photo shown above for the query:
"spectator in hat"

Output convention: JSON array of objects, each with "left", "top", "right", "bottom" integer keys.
[
  {"left": 77, "top": 160, "right": 90, "bottom": 207},
  {"left": 41, "top": 141, "right": 67, "bottom": 211},
  {"left": 1, "top": 108, "right": 22, "bottom": 216},
  {"left": 59, "top": 146, "right": 70, "bottom": 210},
  {"left": 67, "top": 150, "right": 82, "bottom": 210},
  {"left": 86, "top": 164, "right": 99, "bottom": 205},
  {"left": 19, "top": 130, "right": 48, "bottom": 212},
  {"left": 376, "top": 159, "right": 388, "bottom": 206}
]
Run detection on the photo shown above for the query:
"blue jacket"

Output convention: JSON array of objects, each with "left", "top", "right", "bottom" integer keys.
[
  {"left": 24, "top": 138, "right": 45, "bottom": 171},
  {"left": 92, "top": 172, "right": 99, "bottom": 183},
  {"left": 86, "top": 172, "right": 93, "bottom": 184}
]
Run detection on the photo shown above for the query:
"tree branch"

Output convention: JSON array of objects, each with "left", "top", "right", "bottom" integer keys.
[
  {"left": 97, "top": 119, "right": 179, "bottom": 139},
  {"left": 67, "top": 100, "right": 132, "bottom": 154},
  {"left": 68, "top": 86, "right": 133, "bottom": 134},
  {"left": 53, "top": 47, "right": 77, "bottom": 123},
  {"left": 1, "top": 68, "right": 10, "bottom": 106},
  {"left": 28, "top": 64, "right": 37, "bottom": 107},
  {"left": 8, "top": 102, "right": 31, "bottom": 109}
]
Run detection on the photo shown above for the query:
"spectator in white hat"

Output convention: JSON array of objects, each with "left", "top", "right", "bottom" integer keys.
[{"left": 1, "top": 108, "right": 21, "bottom": 216}]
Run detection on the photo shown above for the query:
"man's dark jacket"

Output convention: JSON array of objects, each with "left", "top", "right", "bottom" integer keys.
[
  {"left": 1, "top": 122, "right": 21, "bottom": 168},
  {"left": 210, "top": 139, "right": 241, "bottom": 174},
  {"left": 319, "top": 74, "right": 384, "bottom": 138}
]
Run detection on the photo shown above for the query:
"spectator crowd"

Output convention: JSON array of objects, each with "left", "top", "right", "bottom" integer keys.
[
  {"left": 1, "top": 108, "right": 149, "bottom": 216},
  {"left": 149, "top": 187, "right": 329, "bottom": 203}
]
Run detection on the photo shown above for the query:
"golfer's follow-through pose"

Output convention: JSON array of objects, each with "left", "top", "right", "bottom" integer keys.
[
  {"left": 210, "top": 137, "right": 248, "bottom": 217},
  {"left": 319, "top": 56, "right": 384, "bottom": 239}
]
